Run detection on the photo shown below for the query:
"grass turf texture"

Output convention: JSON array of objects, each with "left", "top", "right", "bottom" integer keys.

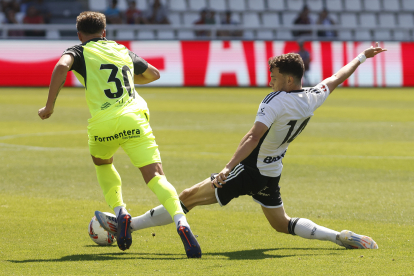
[{"left": 1, "top": 87, "right": 413, "bottom": 275}]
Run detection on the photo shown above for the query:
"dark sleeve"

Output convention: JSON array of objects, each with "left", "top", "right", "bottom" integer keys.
[
  {"left": 128, "top": 50, "right": 149, "bottom": 75},
  {"left": 62, "top": 45, "right": 83, "bottom": 72}
]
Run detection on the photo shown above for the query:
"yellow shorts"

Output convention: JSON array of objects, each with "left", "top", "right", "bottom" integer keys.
[{"left": 88, "top": 110, "right": 161, "bottom": 167}]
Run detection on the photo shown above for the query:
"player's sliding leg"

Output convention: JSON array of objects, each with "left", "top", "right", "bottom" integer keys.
[
  {"left": 92, "top": 156, "right": 132, "bottom": 251},
  {"left": 130, "top": 177, "right": 216, "bottom": 231},
  {"left": 287, "top": 217, "right": 349, "bottom": 247},
  {"left": 289, "top": 218, "right": 378, "bottom": 249},
  {"left": 96, "top": 200, "right": 185, "bottom": 234},
  {"left": 261, "top": 206, "right": 378, "bottom": 249},
  {"left": 140, "top": 163, "right": 201, "bottom": 258},
  {"left": 130, "top": 202, "right": 179, "bottom": 231},
  {"left": 337, "top": 230, "right": 378, "bottom": 249},
  {"left": 96, "top": 177, "right": 215, "bottom": 252}
]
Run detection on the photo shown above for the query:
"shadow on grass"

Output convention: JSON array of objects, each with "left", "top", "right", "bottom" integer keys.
[
  {"left": 8, "top": 247, "right": 342, "bottom": 263},
  {"left": 203, "top": 247, "right": 343, "bottom": 260},
  {"left": 8, "top": 252, "right": 184, "bottom": 263}
]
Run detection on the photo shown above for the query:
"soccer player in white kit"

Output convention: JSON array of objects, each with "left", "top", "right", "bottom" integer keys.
[{"left": 96, "top": 43, "right": 386, "bottom": 249}]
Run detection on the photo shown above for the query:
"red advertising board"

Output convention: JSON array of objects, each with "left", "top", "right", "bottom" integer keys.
[{"left": 0, "top": 40, "right": 408, "bottom": 87}]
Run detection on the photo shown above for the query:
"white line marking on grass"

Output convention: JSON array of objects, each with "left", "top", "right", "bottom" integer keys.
[
  {"left": 0, "top": 142, "right": 61, "bottom": 151},
  {"left": 0, "top": 130, "right": 87, "bottom": 151},
  {"left": 162, "top": 151, "right": 227, "bottom": 156},
  {"left": 0, "top": 143, "right": 85, "bottom": 151},
  {"left": 288, "top": 155, "right": 414, "bottom": 160},
  {"left": 0, "top": 130, "right": 86, "bottom": 140}
]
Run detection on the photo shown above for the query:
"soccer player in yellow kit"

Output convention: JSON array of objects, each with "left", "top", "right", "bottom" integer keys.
[{"left": 38, "top": 11, "right": 201, "bottom": 258}]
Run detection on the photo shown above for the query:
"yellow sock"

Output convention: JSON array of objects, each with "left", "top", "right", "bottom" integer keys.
[
  {"left": 95, "top": 164, "right": 126, "bottom": 210},
  {"left": 147, "top": 175, "right": 184, "bottom": 218}
]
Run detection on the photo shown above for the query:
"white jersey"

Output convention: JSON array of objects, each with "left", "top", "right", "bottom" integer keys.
[{"left": 241, "top": 83, "right": 330, "bottom": 177}]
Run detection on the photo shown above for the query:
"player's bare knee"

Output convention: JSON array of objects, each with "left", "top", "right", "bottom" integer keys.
[
  {"left": 179, "top": 188, "right": 190, "bottom": 201},
  {"left": 179, "top": 185, "right": 199, "bottom": 201}
]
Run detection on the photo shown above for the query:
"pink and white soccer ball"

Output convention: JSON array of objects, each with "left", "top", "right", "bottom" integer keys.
[{"left": 88, "top": 215, "right": 115, "bottom": 246}]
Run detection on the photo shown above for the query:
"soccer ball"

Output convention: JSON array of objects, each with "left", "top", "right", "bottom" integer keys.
[{"left": 88, "top": 215, "right": 115, "bottom": 246}]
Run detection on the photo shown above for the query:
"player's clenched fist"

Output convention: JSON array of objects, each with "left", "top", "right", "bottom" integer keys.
[
  {"left": 211, "top": 166, "right": 232, "bottom": 188},
  {"left": 38, "top": 106, "right": 54, "bottom": 120}
]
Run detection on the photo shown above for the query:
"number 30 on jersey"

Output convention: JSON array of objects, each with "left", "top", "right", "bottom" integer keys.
[{"left": 100, "top": 64, "right": 134, "bottom": 99}]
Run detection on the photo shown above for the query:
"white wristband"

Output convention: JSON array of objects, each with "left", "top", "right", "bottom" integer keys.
[{"left": 357, "top": 53, "right": 367, "bottom": 64}]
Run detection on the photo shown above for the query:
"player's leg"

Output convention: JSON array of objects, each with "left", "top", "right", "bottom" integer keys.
[
  {"left": 132, "top": 164, "right": 257, "bottom": 231},
  {"left": 120, "top": 111, "right": 201, "bottom": 257},
  {"left": 254, "top": 175, "right": 349, "bottom": 248},
  {"left": 88, "top": 120, "right": 131, "bottom": 251},
  {"left": 92, "top": 155, "right": 133, "bottom": 251},
  {"left": 256, "top": 176, "right": 378, "bottom": 250},
  {"left": 261, "top": 206, "right": 344, "bottom": 244},
  {"left": 132, "top": 163, "right": 260, "bottom": 232},
  {"left": 262, "top": 206, "right": 378, "bottom": 249},
  {"left": 116, "top": 111, "right": 190, "bottom": 228},
  {"left": 139, "top": 162, "right": 186, "bottom": 227},
  {"left": 139, "top": 162, "right": 201, "bottom": 258},
  {"left": 98, "top": 177, "right": 216, "bottom": 232},
  {"left": 179, "top": 177, "right": 218, "bottom": 209},
  {"left": 97, "top": 162, "right": 251, "bottom": 255},
  {"left": 126, "top": 165, "right": 250, "bottom": 232},
  {"left": 132, "top": 164, "right": 259, "bottom": 233},
  {"left": 130, "top": 177, "right": 217, "bottom": 231},
  {"left": 92, "top": 156, "right": 125, "bottom": 214}
]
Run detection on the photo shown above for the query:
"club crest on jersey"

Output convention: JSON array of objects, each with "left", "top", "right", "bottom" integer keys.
[
  {"left": 263, "top": 150, "right": 287, "bottom": 164},
  {"left": 257, "top": 107, "right": 266, "bottom": 116}
]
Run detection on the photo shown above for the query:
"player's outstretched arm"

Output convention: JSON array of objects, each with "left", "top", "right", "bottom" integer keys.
[
  {"left": 212, "top": 121, "right": 268, "bottom": 188},
  {"left": 134, "top": 64, "right": 160, "bottom": 85},
  {"left": 322, "top": 42, "right": 387, "bottom": 94},
  {"left": 38, "top": 54, "right": 74, "bottom": 120}
]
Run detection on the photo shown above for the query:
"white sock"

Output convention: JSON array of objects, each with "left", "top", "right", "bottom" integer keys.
[
  {"left": 173, "top": 213, "right": 189, "bottom": 229},
  {"left": 114, "top": 206, "right": 125, "bottom": 217},
  {"left": 130, "top": 205, "right": 172, "bottom": 231},
  {"left": 291, "top": 218, "right": 340, "bottom": 245}
]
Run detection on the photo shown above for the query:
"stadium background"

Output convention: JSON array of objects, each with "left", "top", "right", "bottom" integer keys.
[
  {"left": 0, "top": 0, "right": 413, "bottom": 87},
  {"left": 1, "top": 1, "right": 414, "bottom": 273}
]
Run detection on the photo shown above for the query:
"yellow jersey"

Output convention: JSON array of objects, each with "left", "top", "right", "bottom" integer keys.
[{"left": 63, "top": 38, "right": 149, "bottom": 124}]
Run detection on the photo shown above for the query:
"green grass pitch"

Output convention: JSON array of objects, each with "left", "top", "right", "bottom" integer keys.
[{"left": 0, "top": 86, "right": 413, "bottom": 275}]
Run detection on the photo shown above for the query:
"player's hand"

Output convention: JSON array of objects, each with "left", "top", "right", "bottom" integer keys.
[
  {"left": 38, "top": 106, "right": 54, "bottom": 120},
  {"left": 363, "top": 42, "right": 387, "bottom": 59},
  {"left": 211, "top": 166, "right": 232, "bottom": 189}
]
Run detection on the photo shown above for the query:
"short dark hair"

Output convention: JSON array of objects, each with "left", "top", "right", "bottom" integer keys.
[
  {"left": 268, "top": 53, "right": 304, "bottom": 83},
  {"left": 76, "top": 11, "right": 106, "bottom": 35}
]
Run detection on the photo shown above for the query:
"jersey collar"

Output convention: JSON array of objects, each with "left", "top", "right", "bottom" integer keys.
[
  {"left": 287, "top": 89, "right": 304, "bottom": 93},
  {"left": 82, "top": 37, "right": 107, "bottom": 45}
]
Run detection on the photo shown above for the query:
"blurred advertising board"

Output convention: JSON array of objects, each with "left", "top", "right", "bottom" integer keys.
[{"left": 0, "top": 40, "right": 409, "bottom": 87}]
